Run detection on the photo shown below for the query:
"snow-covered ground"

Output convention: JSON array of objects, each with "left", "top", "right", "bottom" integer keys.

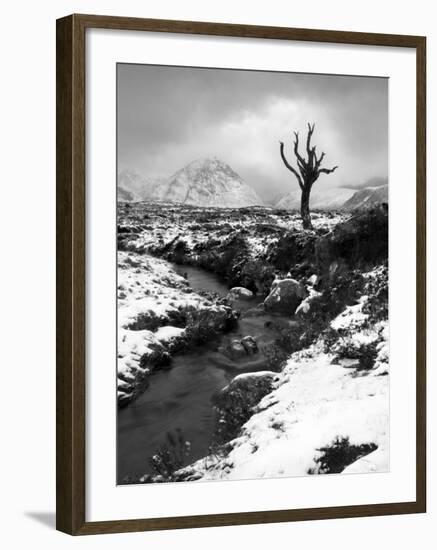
[
  {"left": 175, "top": 277, "right": 389, "bottom": 480},
  {"left": 117, "top": 251, "right": 234, "bottom": 405},
  {"left": 117, "top": 204, "right": 388, "bottom": 481},
  {"left": 118, "top": 203, "right": 349, "bottom": 263}
]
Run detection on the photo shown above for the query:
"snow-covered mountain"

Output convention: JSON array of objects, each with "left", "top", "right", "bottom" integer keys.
[
  {"left": 162, "top": 157, "right": 262, "bottom": 207},
  {"left": 343, "top": 176, "right": 388, "bottom": 191},
  {"left": 118, "top": 169, "right": 167, "bottom": 202},
  {"left": 274, "top": 183, "right": 388, "bottom": 211},
  {"left": 118, "top": 158, "right": 262, "bottom": 207},
  {"left": 342, "top": 185, "right": 388, "bottom": 211},
  {"left": 275, "top": 186, "right": 356, "bottom": 211}
]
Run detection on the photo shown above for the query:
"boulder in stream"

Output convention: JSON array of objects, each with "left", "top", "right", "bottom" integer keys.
[
  {"left": 240, "top": 335, "right": 258, "bottom": 355},
  {"left": 220, "top": 335, "right": 259, "bottom": 360},
  {"left": 227, "top": 286, "right": 254, "bottom": 300},
  {"left": 264, "top": 278, "right": 307, "bottom": 315},
  {"left": 226, "top": 339, "right": 247, "bottom": 360}
]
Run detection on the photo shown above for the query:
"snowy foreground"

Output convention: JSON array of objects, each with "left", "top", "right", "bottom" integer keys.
[
  {"left": 175, "top": 286, "right": 389, "bottom": 481},
  {"left": 118, "top": 203, "right": 389, "bottom": 480}
]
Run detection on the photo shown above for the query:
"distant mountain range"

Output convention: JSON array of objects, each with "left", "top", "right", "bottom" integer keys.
[
  {"left": 117, "top": 170, "right": 168, "bottom": 202},
  {"left": 342, "top": 184, "right": 388, "bottom": 210},
  {"left": 118, "top": 159, "right": 387, "bottom": 210},
  {"left": 274, "top": 174, "right": 388, "bottom": 211},
  {"left": 118, "top": 157, "right": 262, "bottom": 208},
  {"left": 274, "top": 186, "right": 357, "bottom": 211}
]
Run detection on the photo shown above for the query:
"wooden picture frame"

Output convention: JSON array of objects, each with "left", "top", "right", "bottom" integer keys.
[{"left": 56, "top": 13, "right": 426, "bottom": 535}]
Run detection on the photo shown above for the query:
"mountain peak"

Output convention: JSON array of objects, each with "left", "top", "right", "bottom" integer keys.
[
  {"left": 164, "top": 157, "right": 262, "bottom": 207},
  {"left": 118, "top": 157, "right": 263, "bottom": 208},
  {"left": 180, "top": 157, "right": 240, "bottom": 178}
]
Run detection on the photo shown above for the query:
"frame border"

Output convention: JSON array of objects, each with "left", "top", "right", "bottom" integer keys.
[{"left": 56, "top": 13, "right": 426, "bottom": 535}]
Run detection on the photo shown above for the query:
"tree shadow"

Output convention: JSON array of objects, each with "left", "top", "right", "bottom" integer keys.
[{"left": 25, "top": 511, "right": 56, "bottom": 529}]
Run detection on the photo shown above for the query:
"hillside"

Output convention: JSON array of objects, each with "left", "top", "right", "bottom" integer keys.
[
  {"left": 118, "top": 158, "right": 263, "bottom": 208},
  {"left": 342, "top": 185, "right": 388, "bottom": 210}
]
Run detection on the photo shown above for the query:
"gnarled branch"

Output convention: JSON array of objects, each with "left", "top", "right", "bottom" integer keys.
[
  {"left": 279, "top": 141, "right": 303, "bottom": 189},
  {"left": 315, "top": 151, "right": 325, "bottom": 169},
  {"left": 318, "top": 165, "right": 338, "bottom": 175},
  {"left": 293, "top": 131, "right": 306, "bottom": 169},
  {"left": 306, "top": 123, "right": 315, "bottom": 157}
]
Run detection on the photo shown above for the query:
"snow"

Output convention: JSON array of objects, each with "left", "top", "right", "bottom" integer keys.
[
  {"left": 232, "top": 371, "right": 277, "bottom": 382},
  {"left": 117, "top": 251, "right": 228, "bottom": 400},
  {"left": 295, "top": 282, "right": 322, "bottom": 315},
  {"left": 120, "top": 203, "right": 350, "bottom": 261},
  {"left": 342, "top": 447, "right": 388, "bottom": 474},
  {"left": 330, "top": 297, "right": 369, "bottom": 331},
  {"left": 153, "top": 157, "right": 263, "bottom": 207},
  {"left": 183, "top": 348, "right": 388, "bottom": 480},
  {"left": 179, "top": 273, "right": 389, "bottom": 481},
  {"left": 118, "top": 252, "right": 208, "bottom": 330},
  {"left": 154, "top": 326, "right": 185, "bottom": 341},
  {"left": 117, "top": 204, "right": 389, "bottom": 480},
  {"left": 118, "top": 328, "right": 155, "bottom": 379}
]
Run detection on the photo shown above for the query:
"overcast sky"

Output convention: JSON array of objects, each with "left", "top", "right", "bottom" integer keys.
[{"left": 117, "top": 63, "right": 388, "bottom": 201}]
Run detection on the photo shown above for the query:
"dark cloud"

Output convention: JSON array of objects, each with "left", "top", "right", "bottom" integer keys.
[{"left": 117, "top": 63, "right": 388, "bottom": 200}]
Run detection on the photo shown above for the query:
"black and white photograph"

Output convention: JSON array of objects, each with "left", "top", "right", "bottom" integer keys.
[{"left": 116, "top": 63, "right": 389, "bottom": 485}]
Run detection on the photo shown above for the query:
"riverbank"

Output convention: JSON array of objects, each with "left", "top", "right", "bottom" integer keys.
[
  {"left": 117, "top": 254, "right": 304, "bottom": 481},
  {"left": 117, "top": 252, "right": 238, "bottom": 407},
  {"left": 174, "top": 267, "right": 389, "bottom": 481}
]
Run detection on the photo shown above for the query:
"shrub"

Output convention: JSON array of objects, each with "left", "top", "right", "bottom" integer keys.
[
  {"left": 261, "top": 343, "right": 289, "bottom": 372},
  {"left": 125, "top": 310, "right": 163, "bottom": 331},
  {"left": 193, "top": 233, "right": 250, "bottom": 287},
  {"left": 172, "top": 239, "right": 191, "bottom": 264},
  {"left": 316, "top": 205, "right": 388, "bottom": 272},
  {"left": 240, "top": 259, "right": 275, "bottom": 295},
  {"left": 362, "top": 264, "right": 389, "bottom": 324},
  {"left": 308, "top": 436, "right": 378, "bottom": 474},
  {"left": 148, "top": 429, "right": 192, "bottom": 480},
  {"left": 139, "top": 343, "right": 171, "bottom": 371},
  {"left": 213, "top": 374, "right": 274, "bottom": 444},
  {"left": 267, "top": 230, "right": 316, "bottom": 274},
  {"left": 331, "top": 335, "right": 379, "bottom": 370}
]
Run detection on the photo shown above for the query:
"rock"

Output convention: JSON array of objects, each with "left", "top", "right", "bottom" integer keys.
[
  {"left": 240, "top": 336, "right": 258, "bottom": 355},
  {"left": 185, "top": 306, "right": 238, "bottom": 344},
  {"left": 295, "top": 289, "right": 322, "bottom": 317},
  {"left": 220, "top": 335, "right": 258, "bottom": 360},
  {"left": 227, "top": 287, "right": 254, "bottom": 300},
  {"left": 213, "top": 371, "right": 277, "bottom": 443},
  {"left": 226, "top": 339, "right": 247, "bottom": 360},
  {"left": 264, "top": 278, "right": 307, "bottom": 315}
]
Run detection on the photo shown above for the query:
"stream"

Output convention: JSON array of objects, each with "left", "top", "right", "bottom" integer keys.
[{"left": 117, "top": 264, "right": 292, "bottom": 483}]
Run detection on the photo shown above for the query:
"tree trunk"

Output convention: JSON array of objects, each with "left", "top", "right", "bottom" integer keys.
[
  {"left": 301, "top": 186, "right": 313, "bottom": 230},
  {"left": 280, "top": 124, "right": 338, "bottom": 231}
]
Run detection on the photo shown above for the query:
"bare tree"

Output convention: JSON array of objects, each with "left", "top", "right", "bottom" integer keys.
[{"left": 279, "top": 123, "right": 338, "bottom": 230}]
